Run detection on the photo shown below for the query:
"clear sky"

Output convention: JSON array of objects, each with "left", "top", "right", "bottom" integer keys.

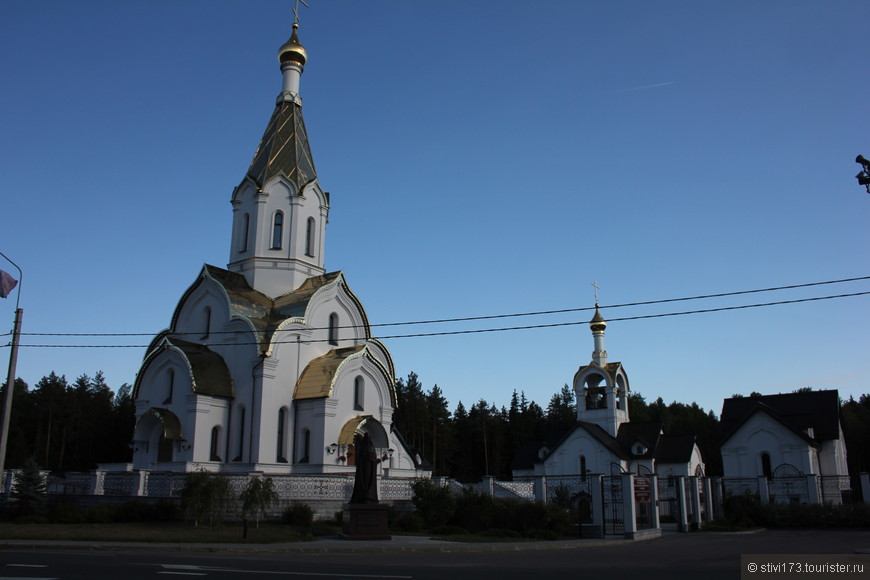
[{"left": 1, "top": 1, "right": 868, "bottom": 417}]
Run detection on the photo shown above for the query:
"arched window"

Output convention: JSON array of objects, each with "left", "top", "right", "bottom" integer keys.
[
  {"left": 354, "top": 376, "right": 364, "bottom": 411},
  {"left": 271, "top": 212, "right": 284, "bottom": 249},
  {"left": 299, "top": 428, "right": 310, "bottom": 464},
  {"left": 580, "top": 455, "right": 587, "bottom": 481},
  {"left": 328, "top": 313, "right": 339, "bottom": 346},
  {"left": 584, "top": 374, "right": 607, "bottom": 410},
  {"left": 277, "top": 407, "right": 288, "bottom": 463},
  {"left": 305, "top": 217, "right": 315, "bottom": 257},
  {"left": 210, "top": 426, "right": 222, "bottom": 461},
  {"left": 202, "top": 306, "right": 211, "bottom": 341},
  {"left": 234, "top": 406, "right": 246, "bottom": 462},
  {"left": 761, "top": 452, "right": 772, "bottom": 479},
  {"left": 163, "top": 369, "right": 174, "bottom": 404},
  {"left": 240, "top": 213, "right": 250, "bottom": 253}
]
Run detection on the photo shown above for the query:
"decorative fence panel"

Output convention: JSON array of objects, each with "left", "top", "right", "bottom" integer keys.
[
  {"left": 768, "top": 476, "right": 808, "bottom": 504},
  {"left": 820, "top": 475, "right": 852, "bottom": 505},
  {"left": 493, "top": 481, "right": 535, "bottom": 500},
  {"left": 102, "top": 472, "right": 138, "bottom": 496},
  {"left": 545, "top": 475, "right": 592, "bottom": 505},
  {"left": 722, "top": 478, "right": 760, "bottom": 498}
]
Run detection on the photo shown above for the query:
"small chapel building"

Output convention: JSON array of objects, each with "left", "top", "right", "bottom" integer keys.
[
  {"left": 512, "top": 307, "right": 705, "bottom": 479},
  {"left": 719, "top": 390, "right": 849, "bottom": 480},
  {"left": 127, "top": 23, "right": 425, "bottom": 478}
]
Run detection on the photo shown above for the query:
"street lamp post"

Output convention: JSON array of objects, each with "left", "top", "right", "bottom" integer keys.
[{"left": 0, "top": 251, "right": 23, "bottom": 480}]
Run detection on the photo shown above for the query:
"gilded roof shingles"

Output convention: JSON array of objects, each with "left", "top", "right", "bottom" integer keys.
[{"left": 247, "top": 101, "right": 317, "bottom": 193}]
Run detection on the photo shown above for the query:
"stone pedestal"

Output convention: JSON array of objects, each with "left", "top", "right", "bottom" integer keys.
[{"left": 343, "top": 503, "right": 391, "bottom": 540}]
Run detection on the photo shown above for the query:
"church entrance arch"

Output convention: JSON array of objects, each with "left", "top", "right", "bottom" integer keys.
[
  {"left": 133, "top": 408, "right": 184, "bottom": 467},
  {"left": 337, "top": 416, "right": 388, "bottom": 467}
]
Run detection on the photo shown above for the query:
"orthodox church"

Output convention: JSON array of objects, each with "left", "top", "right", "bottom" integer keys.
[
  {"left": 512, "top": 307, "right": 705, "bottom": 478},
  {"left": 128, "top": 23, "right": 424, "bottom": 477}
]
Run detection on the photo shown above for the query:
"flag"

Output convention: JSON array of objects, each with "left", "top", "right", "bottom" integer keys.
[{"left": 0, "top": 269, "right": 17, "bottom": 298}]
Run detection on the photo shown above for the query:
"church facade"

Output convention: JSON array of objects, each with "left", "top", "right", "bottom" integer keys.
[
  {"left": 512, "top": 308, "right": 705, "bottom": 479},
  {"left": 128, "top": 23, "right": 425, "bottom": 478}
]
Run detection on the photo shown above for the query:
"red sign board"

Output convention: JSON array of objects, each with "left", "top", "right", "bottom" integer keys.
[{"left": 634, "top": 477, "right": 651, "bottom": 502}]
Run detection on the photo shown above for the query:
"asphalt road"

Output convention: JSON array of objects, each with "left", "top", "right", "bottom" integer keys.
[{"left": 1, "top": 530, "right": 869, "bottom": 580}]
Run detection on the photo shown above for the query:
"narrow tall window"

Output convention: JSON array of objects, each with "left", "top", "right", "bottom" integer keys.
[
  {"left": 277, "top": 407, "right": 288, "bottom": 462},
  {"left": 210, "top": 426, "right": 221, "bottom": 461},
  {"left": 234, "top": 406, "right": 246, "bottom": 462},
  {"left": 761, "top": 452, "right": 772, "bottom": 479},
  {"left": 300, "top": 429, "right": 310, "bottom": 463},
  {"left": 163, "top": 369, "right": 174, "bottom": 404},
  {"left": 305, "top": 217, "right": 315, "bottom": 257},
  {"left": 354, "top": 376, "right": 364, "bottom": 411},
  {"left": 328, "top": 313, "right": 339, "bottom": 346},
  {"left": 240, "top": 213, "right": 250, "bottom": 253},
  {"left": 580, "top": 455, "right": 587, "bottom": 481},
  {"left": 202, "top": 306, "right": 211, "bottom": 341},
  {"left": 272, "top": 212, "right": 284, "bottom": 249}
]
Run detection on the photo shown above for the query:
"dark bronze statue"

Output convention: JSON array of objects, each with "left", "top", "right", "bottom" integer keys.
[{"left": 349, "top": 432, "right": 378, "bottom": 504}]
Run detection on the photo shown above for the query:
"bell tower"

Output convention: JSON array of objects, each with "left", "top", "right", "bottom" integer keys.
[
  {"left": 573, "top": 305, "right": 630, "bottom": 437},
  {"left": 227, "top": 22, "right": 329, "bottom": 298}
]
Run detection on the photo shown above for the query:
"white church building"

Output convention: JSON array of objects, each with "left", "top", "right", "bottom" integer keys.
[
  {"left": 512, "top": 307, "right": 705, "bottom": 479},
  {"left": 127, "top": 23, "right": 425, "bottom": 478}
]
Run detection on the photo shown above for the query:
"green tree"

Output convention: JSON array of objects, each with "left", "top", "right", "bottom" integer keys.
[
  {"left": 180, "top": 470, "right": 233, "bottom": 527},
  {"left": 239, "top": 476, "right": 279, "bottom": 527},
  {"left": 11, "top": 456, "right": 46, "bottom": 516}
]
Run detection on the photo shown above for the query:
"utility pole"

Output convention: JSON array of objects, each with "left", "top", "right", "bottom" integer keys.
[{"left": 0, "top": 251, "right": 23, "bottom": 478}]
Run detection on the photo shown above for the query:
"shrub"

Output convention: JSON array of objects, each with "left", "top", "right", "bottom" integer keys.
[
  {"left": 411, "top": 478, "right": 455, "bottom": 529},
  {"left": 48, "top": 499, "right": 85, "bottom": 524},
  {"left": 85, "top": 504, "right": 117, "bottom": 524},
  {"left": 451, "top": 487, "right": 495, "bottom": 533},
  {"left": 283, "top": 502, "right": 314, "bottom": 526},
  {"left": 394, "top": 512, "right": 424, "bottom": 532}
]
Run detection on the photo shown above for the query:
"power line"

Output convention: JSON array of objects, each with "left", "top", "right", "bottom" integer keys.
[
  {"left": 7, "top": 290, "right": 868, "bottom": 349},
  {"left": 12, "top": 275, "right": 870, "bottom": 338}
]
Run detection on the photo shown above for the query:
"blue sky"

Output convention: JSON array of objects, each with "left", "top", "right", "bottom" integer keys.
[{"left": 1, "top": 1, "right": 868, "bottom": 417}]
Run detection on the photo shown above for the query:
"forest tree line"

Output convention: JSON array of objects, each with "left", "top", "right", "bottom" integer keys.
[{"left": 2, "top": 370, "right": 869, "bottom": 482}]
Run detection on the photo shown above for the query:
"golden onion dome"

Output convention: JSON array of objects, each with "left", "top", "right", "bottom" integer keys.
[
  {"left": 590, "top": 306, "right": 607, "bottom": 332},
  {"left": 278, "top": 23, "right": 307, "bottom": 66}
]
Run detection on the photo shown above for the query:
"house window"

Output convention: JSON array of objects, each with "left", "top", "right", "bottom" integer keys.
[
  {"left": 272, "top": 212, "right": 284, "bottom": 249},
  {"left": 328, "top": 313, "right": 339, "bottom": 346},
  {"left": 240, "top": 213, "right": 250, "bottom": 253},
  {"left": 277, "top": 407, "right": 288, "bottom": 463},
  {"left": 305, "top": 217, "right": 315, "bottom": 257},
  {"left": 761, "top": 452, "right": 772, "bottom": 479},
  {"left": 210, "top": 426, "right": 222, "bottom": 461},
  {"left": 580, "top": 455, "right": 587, "bottom": 481},
  {"left": 354, "top": 376, "right": 364, "bottom": 411}
]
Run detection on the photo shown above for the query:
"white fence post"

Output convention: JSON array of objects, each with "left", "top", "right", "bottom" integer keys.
[
  {"left": 806, "top": 474, "right": 820, "bottom": 505},
  {"left": 621, "top": 473, "right": 637, "bottom": 537},
  {"left": 534, "top": 475, "right": 547, "bottom": 504},
  {"left": 676, "top": 476, "right": 689, "bottom": 532},
  {"left": 861, "top": 473, "right": 870, "bottom": 504},
  {"left": 757, "top": 476, "right": 770, "bottom": 503}
]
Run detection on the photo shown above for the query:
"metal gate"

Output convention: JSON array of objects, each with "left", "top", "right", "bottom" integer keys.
[
  {"left": 602, "top": 475, "right": 624, "bottom": 536},
  {"left": 657, "top": 477, "right": 680, "bottom": 531}
]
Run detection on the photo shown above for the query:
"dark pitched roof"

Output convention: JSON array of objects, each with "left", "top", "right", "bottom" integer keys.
[
  {"left": 246, "top": 100, "right": 317, "bottom": 193},
  {"left": 654, "top": 434, "right": 697, "bottom": 464},
  {"left": 166, "top": 338, "right": 234, "bottom": 398},
  {"left": 719, "top": 390, "right": 841, "bottom": 445},
  {"left": 616, "top": 421, "right": 663, "bottom": 459}
]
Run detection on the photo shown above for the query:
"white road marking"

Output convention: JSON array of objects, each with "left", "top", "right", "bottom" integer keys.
[
  {"left": 160, "top": 564, "right": 412, "bottom": 578},
  {"left": 6, "top": 565, "right": 48, "bottom": 568}
]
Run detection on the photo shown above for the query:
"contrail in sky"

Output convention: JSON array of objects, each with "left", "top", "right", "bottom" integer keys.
[{"left": 612, "top": 81, "right": 675, "bottom": 93}]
